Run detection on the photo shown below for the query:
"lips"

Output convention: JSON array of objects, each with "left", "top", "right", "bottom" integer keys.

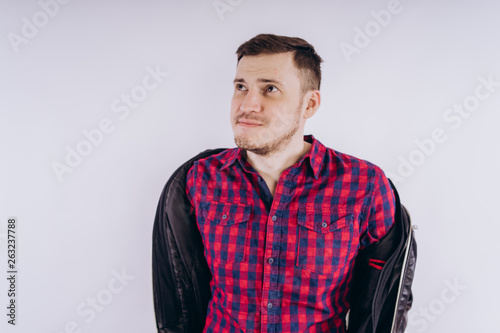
[{"left": 238, "top": 119, "right": 262, "bottom": 125}]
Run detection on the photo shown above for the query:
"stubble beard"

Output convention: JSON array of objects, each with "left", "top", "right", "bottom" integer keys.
[{"left": 234, "top": 99, "right": 303, "bottom": 157}]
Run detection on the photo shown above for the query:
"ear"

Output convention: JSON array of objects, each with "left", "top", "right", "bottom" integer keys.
[{"left": 303, "top": 90, "right": 321, "bottom": 119}]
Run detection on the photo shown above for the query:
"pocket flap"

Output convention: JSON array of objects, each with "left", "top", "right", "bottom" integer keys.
[
  {"left": 205, "top": 202, "right": 251, "bottom": 226},
  {"left": 298, "top": 205, "right": 353, "bottom": 233}
]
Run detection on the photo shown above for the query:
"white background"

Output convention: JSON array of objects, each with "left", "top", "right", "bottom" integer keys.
[{"left": 1, "top": 0, "right": 499, "bottom": 332}]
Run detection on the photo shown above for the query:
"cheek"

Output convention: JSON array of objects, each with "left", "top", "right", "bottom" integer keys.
[
  {"left": 231, "top": 94, "right": 242, "bottom": 106},
  {"left": 230, "top": 98, "right": 241, "bottom": 114},
  {"left": 230, "top": 104, "right": 238, "bottom": 123},
  {"left": 230, "top": 99, "right": 237, "bottom": 110},
  {"left": 269, "top": 106, "right": 293, "bottom": 126}
]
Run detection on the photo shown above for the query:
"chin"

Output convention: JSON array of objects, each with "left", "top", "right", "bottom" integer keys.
[{"left": 234, "top": 135, "right": 261, "bottom": 150}]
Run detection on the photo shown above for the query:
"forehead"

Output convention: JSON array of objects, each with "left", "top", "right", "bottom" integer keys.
[{"left": 235, "top": 52, "right": 301, "bottom": 83}]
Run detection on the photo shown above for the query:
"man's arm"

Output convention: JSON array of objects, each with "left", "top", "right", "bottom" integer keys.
[
  {"left": 360, "top": 168, "right": 396, "bottom": 249},
  {"left": 348, "top": 169, "right": 416, "bottom": 333},
  {"left": 152, "top": 163, "right": 201, "bottom": 332},
  {"left": 152, "top": 178, "right": 183, "bottom": 332}
]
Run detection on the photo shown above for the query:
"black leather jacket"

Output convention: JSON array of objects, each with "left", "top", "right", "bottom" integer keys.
[{"left": 152, "top": 148, "right": 417, "bottom": 333}]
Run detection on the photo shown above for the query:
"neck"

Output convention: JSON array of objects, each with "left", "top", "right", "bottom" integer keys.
[{"left": 244, "top": 136, "right": 312, "bottom": 179}]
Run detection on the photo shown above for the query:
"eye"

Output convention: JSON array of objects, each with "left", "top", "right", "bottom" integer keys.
[
  {"left": 266, "top": 85, "right": 278, "bottom": 93},
  {"left": 236, "top": 84, "right": 247, "bottom": 91}
]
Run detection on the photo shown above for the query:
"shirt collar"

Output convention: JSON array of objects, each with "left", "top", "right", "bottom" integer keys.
[{"left": 220, "top": 134, "right": 326, "bottom": 180}]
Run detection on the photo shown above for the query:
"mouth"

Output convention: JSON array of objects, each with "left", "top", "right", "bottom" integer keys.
[{"left": 238, "top": 120, "right": 262, "bottom": 127}]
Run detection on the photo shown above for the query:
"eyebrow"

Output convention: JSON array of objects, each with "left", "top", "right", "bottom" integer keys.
[{"left": 233, "top": 78, "right": 285, "bottom": 86}]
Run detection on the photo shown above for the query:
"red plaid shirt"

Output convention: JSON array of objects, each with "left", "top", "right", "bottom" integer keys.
[{"left": 186, "top": 134, "right": 395, "bottom": 333}]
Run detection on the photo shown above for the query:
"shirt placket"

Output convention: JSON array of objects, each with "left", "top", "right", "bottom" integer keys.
[{"left": 258, "top": 170, "right": 297, "bottom": 333}]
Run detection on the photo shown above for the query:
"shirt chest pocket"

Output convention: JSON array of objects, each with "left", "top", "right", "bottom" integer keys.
[
  {"left": 296, "top": 205, "right": 355, "bottom": 275},
  {"left": 203, "top": 202, "right": 251, "bottom": 263}
]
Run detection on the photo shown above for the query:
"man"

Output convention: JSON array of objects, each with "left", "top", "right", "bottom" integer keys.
[{"left": 184, "top": 34, "right": 396, "bottom": 332}]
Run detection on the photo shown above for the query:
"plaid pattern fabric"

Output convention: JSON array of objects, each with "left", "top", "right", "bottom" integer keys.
[{"left": 186, "top": 134, "right": 395, "bottom": 333}]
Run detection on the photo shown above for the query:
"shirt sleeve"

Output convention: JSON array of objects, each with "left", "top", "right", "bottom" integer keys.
[{"left": 360, "top": 168, "right": 396, "bottom": 249}]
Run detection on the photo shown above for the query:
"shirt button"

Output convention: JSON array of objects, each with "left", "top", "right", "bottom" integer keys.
[
  {"left": 272, "top": 215, "right": 277, "bottom": 221},
  {"left": 222, "top": 214, "right": 227, "bottom": 219},
  {"left": 268, "top": 258, "right": 274, "bottom": 264},
  {"left": 267, "top": 302, "right": 273, "bottom": 309},
  {"left": 321, "top": 222, "right": 328, "bottom": 228}
]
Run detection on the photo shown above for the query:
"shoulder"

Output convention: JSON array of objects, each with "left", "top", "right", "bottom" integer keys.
[
  {"left": 326, "top": 147, "right": 388, "bottom": 183},
  {"left": 186, "top": 147, "right": 236, "bottom": 177}
]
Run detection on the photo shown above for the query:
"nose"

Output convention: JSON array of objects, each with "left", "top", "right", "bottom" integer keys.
[{"left": 239, "top": 89, "right": 262, "bottom": 113}]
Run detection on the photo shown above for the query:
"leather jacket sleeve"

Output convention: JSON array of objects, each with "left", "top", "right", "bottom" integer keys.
[
  {"left": 152, "top": 149, "right": 223, "bottom": 332},
  {"left": 347, "top": 180, "right": 417, "bottom": 333}
]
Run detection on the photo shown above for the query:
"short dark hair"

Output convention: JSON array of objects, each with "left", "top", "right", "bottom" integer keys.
[{"left": 236, "top": 33, "right": 323, "bottom": 94}]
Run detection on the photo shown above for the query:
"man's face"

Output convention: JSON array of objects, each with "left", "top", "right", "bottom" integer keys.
[{"left": 230, "top": 52, "right": 307, "bottom": 156}]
